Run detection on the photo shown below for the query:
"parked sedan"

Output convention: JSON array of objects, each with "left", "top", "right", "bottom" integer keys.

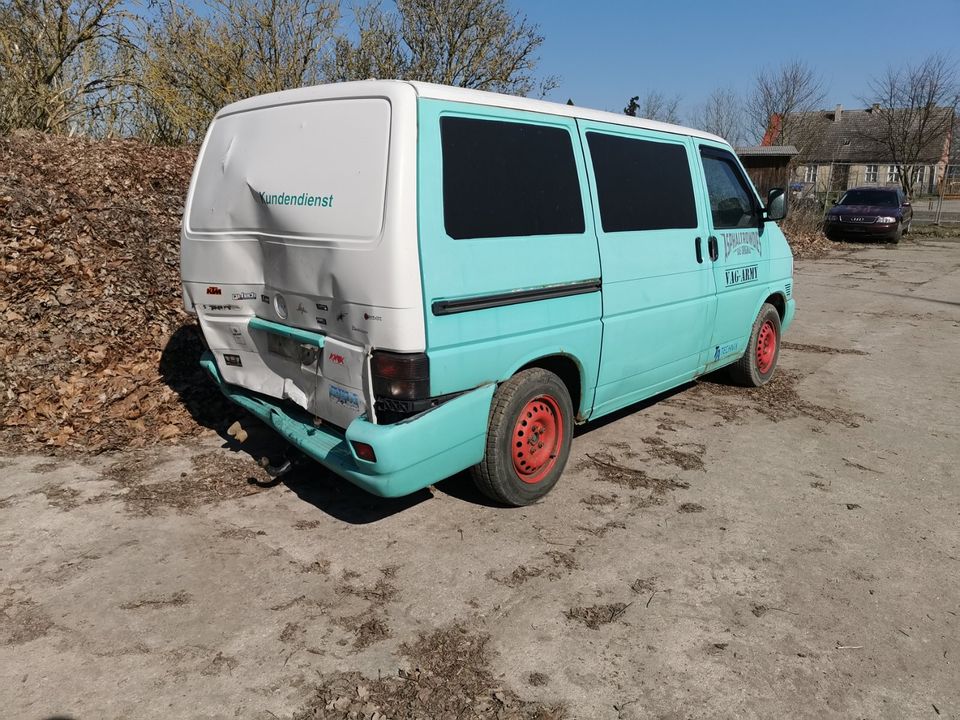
[{"left": 824, "top": 187, "right": 913, "bottom": 243}]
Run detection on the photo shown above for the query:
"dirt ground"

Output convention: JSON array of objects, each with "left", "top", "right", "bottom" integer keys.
[{"left": 2, "top": 236, "right": 959, "bottom": 720}]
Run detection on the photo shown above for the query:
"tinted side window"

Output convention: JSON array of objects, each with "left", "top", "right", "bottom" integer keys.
[
  {"left": 440, "top": 117, "right": 585, "bottom": 240},
  {"left": 700, "top": 150, "right": 759, "bottom": 229},
  {"left": 586, "top": 132, "right": 697, "bottom": 233}
]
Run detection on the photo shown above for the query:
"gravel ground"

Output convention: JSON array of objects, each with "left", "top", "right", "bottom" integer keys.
[{"left": 2, "top": 235, "right": 959, "bottom": 720}]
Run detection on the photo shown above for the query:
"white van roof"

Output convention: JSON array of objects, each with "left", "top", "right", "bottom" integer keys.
[{"left": 214, "top": 79, "right": 727, "bottom": 145}]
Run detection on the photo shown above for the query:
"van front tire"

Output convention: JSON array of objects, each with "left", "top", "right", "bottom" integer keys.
[
  {"left": 728, "top": 303, "right": 781, "bottom": 387},
  {"left": 471, "top": 368, "right": 574, "bottom": 506}
]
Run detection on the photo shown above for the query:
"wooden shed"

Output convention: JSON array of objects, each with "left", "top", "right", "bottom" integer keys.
[{"left": 735, "top": 145, "right": 799, "bottom": 197}]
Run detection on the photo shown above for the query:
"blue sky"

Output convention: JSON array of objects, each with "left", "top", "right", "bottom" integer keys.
[{"left": 524, "top": 0, "right": 960, "bottom": 120}]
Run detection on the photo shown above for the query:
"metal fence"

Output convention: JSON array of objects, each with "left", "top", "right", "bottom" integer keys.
[{"left": 788, "top": 162, "right": 960, "bottom": 224}]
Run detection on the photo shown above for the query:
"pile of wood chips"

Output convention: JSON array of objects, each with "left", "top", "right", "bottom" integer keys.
[
  {"left": 0, "top": 130, "right": 836, "bottom": 455},
  {"left": 0, "top": 131, "right": 229, "bottom": 454}
]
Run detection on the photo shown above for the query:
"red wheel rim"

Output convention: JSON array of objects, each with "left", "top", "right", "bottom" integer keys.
[
  {"left": 512, "top": 395, "right": 563, "bottom": 484},
  {"left": 756, "top": 320, "right": 777, "bottom": 374}
]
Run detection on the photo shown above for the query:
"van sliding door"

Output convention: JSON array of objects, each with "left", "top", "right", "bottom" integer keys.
[{"left": 578, "top": 122, "right": 718, "bottom": 416}]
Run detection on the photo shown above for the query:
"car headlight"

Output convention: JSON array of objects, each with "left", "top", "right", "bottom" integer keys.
[{"left": 876, "top": 216, "right": 897, "bottom": 223}]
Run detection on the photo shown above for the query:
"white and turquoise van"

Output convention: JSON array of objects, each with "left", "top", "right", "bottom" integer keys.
[{"left": 181, "top": 80, "right": 795, "bottom": 506}]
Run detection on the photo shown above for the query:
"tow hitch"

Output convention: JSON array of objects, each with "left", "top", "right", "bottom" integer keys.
[
  {"left": 258, "top": 455, "right": 295, "bottom": 479},
  {"left": 228, "top": 419, "right": 298, "bottom": 480}
]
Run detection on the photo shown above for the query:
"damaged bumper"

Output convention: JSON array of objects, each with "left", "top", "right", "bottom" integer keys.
[{"left": 200, "top": 352, "right": 494, "bottom": 498}]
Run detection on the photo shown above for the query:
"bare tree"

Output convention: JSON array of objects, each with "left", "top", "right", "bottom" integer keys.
[
  {"left": 623, "top": 90, "right": 682, "bottom": 124},
  {"left": 857, "top": 54, "right": 959, "bottom": 195},
  {"left": 689, "top": 87, "right": 744, "bottom": 144},
  {"left": 746, "top": 59, "right": 826, "bottom": 150},
  {"left": 329, "top": 0, "right": 557, "bottom": 97},
  {"left": 0, "top": 0, "right": 137, "bottom": 135},
  {"left": 138, "top": 0, "right": 339, "bottom": 143}
]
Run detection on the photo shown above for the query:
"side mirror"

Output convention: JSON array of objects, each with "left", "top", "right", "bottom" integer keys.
[{"left": 765, "top": 187, "right": 787, "bottom": 221}]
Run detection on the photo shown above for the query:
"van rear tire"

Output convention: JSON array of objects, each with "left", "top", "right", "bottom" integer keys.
[
  {"left": 727, "top": 303, "right": 781, "bottom": 387},
  {"left": 471, "top": 368, "right": 574, "bottom": 506}
]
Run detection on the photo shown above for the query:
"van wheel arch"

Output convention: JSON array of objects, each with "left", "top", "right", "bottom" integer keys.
[
  {"left": 517, "top": 355, "right": 583, "bottom": 421},
  {"left": 764, "top": 292, "right": 786, "bottom": 321}
]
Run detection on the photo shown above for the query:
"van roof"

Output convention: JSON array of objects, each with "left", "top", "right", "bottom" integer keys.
[{"left": 214, "top": 79, "right": 728, "bottom": 145}]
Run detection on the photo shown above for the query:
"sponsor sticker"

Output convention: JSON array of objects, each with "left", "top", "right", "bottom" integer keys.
[
  {"left": 206, "top": 286, "right": 222, "bottom": 295},
  {"left": 223, "top": 353, "right": 242, "bottom": 367},
  {"left": 713, "top": 342, "right": 739, "bottom": 361},
  {"left": 232, "top": 291, "right": 256, "bottom": 301},
  {"left": 329, "top": 385, "right": 360, "bottom": 410}
]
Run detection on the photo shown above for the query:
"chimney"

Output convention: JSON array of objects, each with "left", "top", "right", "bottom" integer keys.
[
  {"left": 761, "top": 113, "right": 782, "bottom": 146},
  {"left": 834, "top": 104, "right": 842, "bottom": 122}
]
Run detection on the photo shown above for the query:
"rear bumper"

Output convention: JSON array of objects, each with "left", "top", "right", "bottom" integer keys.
[{"left": 201, "top": 352, "right": 494, "bottom": 498}]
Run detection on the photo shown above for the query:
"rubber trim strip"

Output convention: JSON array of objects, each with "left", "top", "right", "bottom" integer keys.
[{"left": 432, "top": 278, "right": 601, "bottom": 316}]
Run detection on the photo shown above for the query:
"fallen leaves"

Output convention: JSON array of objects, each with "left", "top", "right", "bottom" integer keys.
[{"left": 0, "top": 131, "right": 230, "bottom": 454}]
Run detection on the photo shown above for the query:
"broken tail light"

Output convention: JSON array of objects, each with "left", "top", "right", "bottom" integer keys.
[{"left": 370, "top": 351, "right": 430, "bottom": 401}]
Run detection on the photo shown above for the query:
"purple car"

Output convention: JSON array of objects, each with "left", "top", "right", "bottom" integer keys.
[{"left": 824, "top": 186, "right": 913, "bottom": 243}]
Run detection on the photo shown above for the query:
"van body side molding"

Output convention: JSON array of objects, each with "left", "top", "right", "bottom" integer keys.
[{"left": 432, "top": 278, "right": 602, "bottom": 316}]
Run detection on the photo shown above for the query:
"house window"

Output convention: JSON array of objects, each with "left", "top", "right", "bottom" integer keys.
[
  {"left": 912, "top": 166, "right": 927, "bottom": 189},
  {"left": 886, "top": 165, "right": 900, "bottom": 183},
  {"left": 865, "top": 164, "right": 878, "bottom": 183},
  {"left": 803, "top": 165, "right": 817, "bottom": 183}
]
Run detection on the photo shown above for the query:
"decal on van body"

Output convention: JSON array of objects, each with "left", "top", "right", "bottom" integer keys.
[
  {"left": 724, "top": 265, "right": 759, "bottom": 287},
  {"left": 713, "top": 342, "right": 739, "bottom": 361},
  {"left": 257, "top": 191, "right": 334, "bottom": 208},
  {"left": 329, "top": 385, "right": 360, "bottom": 410},
  {"left": 723, "top": 230, "right": 761, "bottom": 259}
]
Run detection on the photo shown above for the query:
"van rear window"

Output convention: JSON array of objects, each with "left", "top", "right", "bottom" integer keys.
[
  {"left": 586, "top": 132, "right": 697, "bottom": 233},
  {"left": 440, "top": 117, "right": 585, "bottom": 240}
]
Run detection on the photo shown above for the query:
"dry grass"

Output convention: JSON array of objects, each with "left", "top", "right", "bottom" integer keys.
[{"left": 294, "top": 623, "right": 565, "bottom": 719}]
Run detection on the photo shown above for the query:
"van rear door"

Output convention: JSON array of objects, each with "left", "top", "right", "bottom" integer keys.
[{"left": 181, "top": 83, "right": 423, "bottom": 427}]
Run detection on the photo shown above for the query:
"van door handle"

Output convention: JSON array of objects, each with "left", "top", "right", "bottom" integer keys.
[
  {"left": 695, "top": 237, "right": 703, "bottom": 264},
  {"left": 708, "top": 236, "right": 719, "bottom": 262}
]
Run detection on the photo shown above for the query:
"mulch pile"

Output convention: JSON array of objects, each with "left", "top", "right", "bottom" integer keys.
[
  {"left": 0, "top": 130, "right": 229, "bottom": 454},
  {"left": 0, "top": 130, "right": 838, "bottom": 455}
]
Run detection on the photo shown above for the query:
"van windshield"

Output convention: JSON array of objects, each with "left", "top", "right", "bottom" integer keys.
[{"left": 838, "top": 189, "right": 898, "bottom": 207}]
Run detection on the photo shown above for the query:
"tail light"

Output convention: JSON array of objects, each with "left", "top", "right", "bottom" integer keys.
[{"left": 371, "top": 351, "right": 430, "bottom": 400}]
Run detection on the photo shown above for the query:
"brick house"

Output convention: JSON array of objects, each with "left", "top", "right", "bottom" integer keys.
[{"left": 767, "top": 104, "right": 955, "bottom": 198}]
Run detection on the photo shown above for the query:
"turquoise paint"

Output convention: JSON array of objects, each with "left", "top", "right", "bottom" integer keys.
[
  {"left": 249, "top": 316, "right": 326, "bottom": 347},
  {"left": 417, "top": 99, "right": 603, "bottom": 417},
  {"left": 201, "top": 352, "right": 493, "bottom": 497}
]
